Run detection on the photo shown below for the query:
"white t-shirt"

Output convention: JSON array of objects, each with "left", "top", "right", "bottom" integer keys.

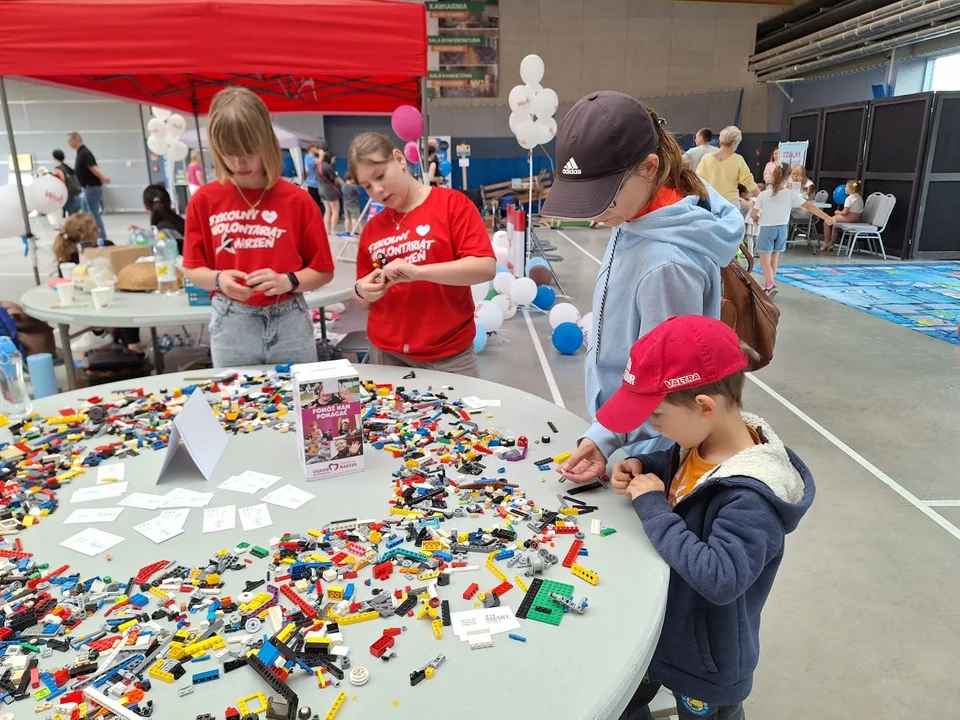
[
  {"left": 754, "top": 187, "right": 805, "bottom": 226},
  {"left": 844, "top": 193, "right": 864, "bottom": 214}
]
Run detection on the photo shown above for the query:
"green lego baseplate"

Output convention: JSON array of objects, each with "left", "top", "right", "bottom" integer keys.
[{"left": 517, "top": 577, "right": 575, "bottom": 626}]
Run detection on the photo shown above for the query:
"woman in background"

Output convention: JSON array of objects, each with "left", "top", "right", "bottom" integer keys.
[
  {"left": 696, "top": 126, "right": 758, "bottom": 204},
  {"left": 319, "top": 151, "right": 343, "bottom": 235},
  {"left": 143, "top": 184, "right": 185, "bottom": 253},
  {"left": 186, "top": 151, "right": 204, "bottom": 196},
  {"left": 763, "top": 147, "right": 779, "bottom": 185}
]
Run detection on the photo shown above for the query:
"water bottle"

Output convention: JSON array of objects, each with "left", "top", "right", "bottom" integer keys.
[
  {"left": 0, "top": 337, "right": 33, "bottom": 420},
  {"left": 152, "top": 227, "right": 181, "bottom": 296}
]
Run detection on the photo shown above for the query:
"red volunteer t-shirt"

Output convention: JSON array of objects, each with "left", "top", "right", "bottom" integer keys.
[
  {"left": 183, "top": 179, "right": 334, "bottom": 307},
  {"left": 357, "top": 187, "right": 494, "bottom": 361}
]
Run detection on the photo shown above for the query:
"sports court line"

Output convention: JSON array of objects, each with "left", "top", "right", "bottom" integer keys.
[
  {"left": 554, "top": 229, "right": 603, "bottom": 265},
  {"left": 523, "top": 308, "right": 565, "bottom": 408},
  {"left": 556, "top": 225, "right": 960, "bottom": 540}
]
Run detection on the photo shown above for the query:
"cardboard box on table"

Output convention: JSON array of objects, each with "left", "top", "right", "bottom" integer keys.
[{"left": 84, "top": 245, "right": 152, "bottom": 275}]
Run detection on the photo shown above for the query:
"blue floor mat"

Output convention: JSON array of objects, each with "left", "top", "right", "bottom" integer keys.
[{"left": 775, "top": 263, "right": 960, "bottom": 346}]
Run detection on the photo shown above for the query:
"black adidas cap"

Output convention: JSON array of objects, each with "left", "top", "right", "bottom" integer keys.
[{"left": 541, "top": 91, "right": 659, "bottom": 219}]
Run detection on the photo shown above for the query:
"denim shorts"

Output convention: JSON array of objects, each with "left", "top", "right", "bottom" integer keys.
[
  {"left": 209, "top": 293, "right": 317, "bottom": 367},
  {"left": 757, "top": 224, "right": 788, "bottom": 253}
]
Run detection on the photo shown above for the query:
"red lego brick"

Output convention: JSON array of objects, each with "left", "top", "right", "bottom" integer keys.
[
  {"left": 463, "top": 583, "right": 479, "bottom": 600},
  {"left": 562, "top": 539, "right": 584, "bottom": 569},
  {"left": 369, "top": 634, "right": 395, "bottom": 658},
  {"left": 491, "top": 581, "right": 513, "bottom": 597}
]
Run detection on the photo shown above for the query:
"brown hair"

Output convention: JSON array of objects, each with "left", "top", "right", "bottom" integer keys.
[
  {"left": 664, "top": 342, "right": 761, "bottom": 408},
  {"left": 846, "top": 179, "right": 862, "bottom": 194},
  {"left": 348, "top": 132, "right": 398, "bottom": 178},
  {"left": 207, "top": 86, "right": 282, "bottom": 186},
  {"left": 649, "top": 109, "right": 708, "bottom": 201},
  {"left": 53, "top": 213, "right": 98, "bottom": 263},
  {"left": 770, "top": 164, "right": 788, "bottom": 196}
]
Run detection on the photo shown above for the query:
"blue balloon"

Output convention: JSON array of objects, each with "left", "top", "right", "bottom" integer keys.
[
  {"left": 532, "top": 285, "right": 556, "bottom": 310},
  {"left": 833, "top": 184, "right": 848, "bottom": 205},
  {"left": 525, "top": 257, "right": 550, "bottom": 275},
  {"left": 439, "top": 160, "right": 452, "bottom": 176},
  {"left": 473, "top": 321, "right": 488, "bottom": 353},
  {"left": 552, "top": 322, "right": 584, "bottom": 355}
]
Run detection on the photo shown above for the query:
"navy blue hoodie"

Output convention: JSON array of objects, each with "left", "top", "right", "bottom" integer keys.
[{"left": 631, "top": 414, "right": 815, "bottom": 705}]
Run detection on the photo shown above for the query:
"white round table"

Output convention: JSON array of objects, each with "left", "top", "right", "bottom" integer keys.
[
  {"left": 2, "top": 367, "right": 668, "bottom": 720},
  {"left": 19, "top": 263, "right": 356, "bottom": 389}
]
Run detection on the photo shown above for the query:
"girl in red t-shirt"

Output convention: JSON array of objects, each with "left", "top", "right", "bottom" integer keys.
[
  {"left": 182, "top": 87, "right": 335, "bottom": 367},
  {"left": 348, "top": 132, "right": 495, "bottom": 377}
]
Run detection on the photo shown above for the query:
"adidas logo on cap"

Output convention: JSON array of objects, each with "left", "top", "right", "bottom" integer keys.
[{"left": 562, "top": 157, "right": 582, "bottom": 175}]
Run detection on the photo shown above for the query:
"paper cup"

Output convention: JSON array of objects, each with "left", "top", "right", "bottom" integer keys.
[
  {"left": 59, "top": 262, "right": 77, "bottom": 279},
  {"left": 91, "top": 287, "right": 112, "bottom": 309},
  {"left": 55, "top": 282, "right": 75, "bottom": 306}
]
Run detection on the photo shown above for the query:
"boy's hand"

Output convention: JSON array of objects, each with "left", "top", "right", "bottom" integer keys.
[
  {"left": 625, "top": 473, "right": 665, "bottom": 501},
  {"left": 611, "top": 458, "right": 644, "bottom": 495},
  {"left": 556, "top": 438, "right": 606, "bottom": 483}
]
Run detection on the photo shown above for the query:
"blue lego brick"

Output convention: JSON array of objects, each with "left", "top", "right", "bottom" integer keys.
[
  {"left": 433, "top": 551, "right": 452, "bottom": 562},
  {"left": 495, "top": 549, "right": 515, "bottom": 561},
  {"left": 128, "top": 593, "right": 149, "bottom": 608},
  {"left": 344, "top": 583, "right": 354, "bottom": 600},
  {"left": 191, "top": 654, "right": 210, "bottom": 662},
  {"left": 191, "top": 669, "right": 219, "bottom": 684}
]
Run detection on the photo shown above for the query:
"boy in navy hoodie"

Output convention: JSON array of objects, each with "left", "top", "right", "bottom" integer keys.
[{"left": 602, "top": 316, "right": 815, "bottom": 720}]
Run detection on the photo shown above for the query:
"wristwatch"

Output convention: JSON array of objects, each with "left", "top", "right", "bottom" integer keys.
[{"left": 287, "top": 272, "right": 300, "bottom": 292}]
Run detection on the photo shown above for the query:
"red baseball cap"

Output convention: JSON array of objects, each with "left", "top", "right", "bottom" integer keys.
[{"left": 595, "top": 316, "right": 748, "bottom": 433}]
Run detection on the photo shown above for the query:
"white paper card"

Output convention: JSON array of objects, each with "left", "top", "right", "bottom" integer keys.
[
  {"left": 96, "top": 463, "right": 125, "bottom": 484},
  {"left": 160, "top": 488, "right": 215, "bottom": 508},
  {"left": 217, "top": 475, "right": 263, "bottom": 494},
  {"left": 70, "top": 482, "right": 128, "bottom": 504},
  {"left": 63, "top": 507, "right": 125, "bottom": 525},
  {"left": 157, "top": 389, "right": 228, "bottom": 482},
  {"left": 158, "top": 508, "right": 190, "bottom": 530},
  {"left": 260, "top": 484, "right": 315, "bottom": 510},
  {"left": 60, "top": 528, "right": 124, "bottom": 557},
  {"left": 133, "top": 516, "right": 184, "bottom": 545},
  {"left": 450, "top": 606, "right": 520, "bottom": 639},
  {"left": 202, "top": 505, "right": 236, "bottom": 534},
  {"left": 118, "top": 493, "right": 167, "bottom": 510},
  {"left": 461, "top": 396, "right": 502, "bottom": 410},
  {"left": 243, "top": 471, "right": 282, "bottom": 490},
  {"left": 238, "top": 503, "right": 272, "bottom": 531}
]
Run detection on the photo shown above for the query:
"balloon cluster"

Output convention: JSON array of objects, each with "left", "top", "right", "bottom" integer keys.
[
  {"left": 146, "top": 107, "right": 190, "bottom": 163},
  {"left": 509, "top": 54, "right": 559, "bottom": 150},
  {"left": 391, "top": 105, "right": 425, "bottom": 167},
  {"left": 0, "top": 173, "right": 69, "bottom": 238},
  {"left": 471, "top": 235, "right": 592, "bottom": 357}
]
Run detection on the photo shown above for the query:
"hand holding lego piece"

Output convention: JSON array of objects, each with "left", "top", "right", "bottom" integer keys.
[
  {"left": 357, "top": 269, "right": 390, "bottom": 302},
  {"left": 247, "top": 268, "right": 293, "bottom": 296},
  {"left": 219, "top": 269, "right": 253, "bottom": 301},
  {"left": 611, "top": 458, "right": 643, "bottom": 495},
  {"left": 556, "top": 437, "right": 606, "bottom": 484},
  {"left": 624, "top": 472, "right": 664, "bottom": 500},
  {"left": 382, "top": 258, "right": 421, "bottom": 284}
]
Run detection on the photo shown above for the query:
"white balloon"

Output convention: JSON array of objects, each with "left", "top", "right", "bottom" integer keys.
[
  {"left": 494, "top": 247, "right": 510, "bottom": 265},
  {"left": 510, "top": 277, "right": 537, "bottom": 305},
  {"left": 165, "top": 113, "right": 187, "bottom": 139},
  {"left": 493, "top": 271, "right": 515, "bottom": 295},
  {"left": 471, "top": 282, "right": 490, "bottom": 304},
  {"left": 508, "top": 111, "right": 532, "bottom": 135},
  {"left": 27, "top": 174, "right": 68, "bottom": 215},
  {"left": 508, "top": 84, "right": 534, "bottom": 113},
  {"left": 549, "top": 302, "right": 581, "bottom": 329},
  {"left": 492, "top": 230, "right": 510, "bottom": 249},
  {"left": 514, "top": 117, "right": 538, "bottom": 150},
  {"left": 491, "top": 293, "right": 517, "bottom": 320},
  {"left": 519, "top": 54, "right": 545, "bottom": 86},
  {"left": 147, "top": 117, "right": 166, "bottom": 136},
  {"left": 532, "top": 88, "right": 559, "bottom": 119},
  {"left": 168, "top": 140, "right": 189, "bottom": 162},
  {"left": 526, "top": 83, "right": 543, "bottom": 101},
  {"left": 0, "top": 186, "right": 25, "bottom": 238},
  {"left": 475, "top": 301, "right": 504, "bottom": 333},
  {"left": 151, "top": 106, "right": 172, "bottom": 121},
  {"left": 535, "top": 117, "right": 558, "bottom": 145},
  {"left": 147, "top": 134, "right": 169, "bottom": 156},
  {"left": 579, "top": 311, "right": 594, "bottom": 346}
]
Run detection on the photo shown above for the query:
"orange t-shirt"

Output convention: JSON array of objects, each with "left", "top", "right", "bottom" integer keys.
[{"left": 668, "top": 426, "right": 762, "bottom": 508}]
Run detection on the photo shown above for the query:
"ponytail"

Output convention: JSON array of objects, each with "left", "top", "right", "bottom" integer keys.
[
  {"left": 649, "top": 110, "right": 707, "bottom": 201},
  {"left": 143, "top": 184, "right": 185, "bottom": 235},
  {"left": 770, "top": 164, "right": 787, "bottom": 196}
]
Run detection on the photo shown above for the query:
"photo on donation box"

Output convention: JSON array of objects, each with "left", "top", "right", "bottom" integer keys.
[{"left": 299, "top": 377, "right": 363, "bottom": 476}]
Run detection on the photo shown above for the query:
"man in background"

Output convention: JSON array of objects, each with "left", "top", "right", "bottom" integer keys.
[
  {"left": 682, "top": 128, "right": 717, "bottom": 171},
  {"left": 67, "top": 131, "right": 110, "bottom": 241},
  {"left": 52, "top": 149, "right": 82, "bottom": 216}
]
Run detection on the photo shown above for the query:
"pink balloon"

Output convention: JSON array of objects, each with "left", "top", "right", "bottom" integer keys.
[
  {"left": 391, "top": 105, "right": 424, "bottom": 142},
  {"left": 403, "top": 141, "right": 420, "bottom": 164}
]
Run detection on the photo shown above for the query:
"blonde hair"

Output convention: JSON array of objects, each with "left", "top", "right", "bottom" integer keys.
[
  {"left": 190, "top": 150, "right": 201, "bottom": 164},
  {"left": 207, "top": 87, "right": 282, "bottom": 186},
  {"left": 648, "top": 109, "right": 707, "bottom": 201},
  {"left": 348, "top": 132, "right": 398, "bottom": 178},
  {"left": 846, "top": 179, "right": 862, "bottom": 194},
  {"left": 719, "top": 126, "right": 742, "bottom": 147},
  {"left": 791, "top": 164, "right": 809, "bottom": 185},
  {"left": 53, "top": 213, "right": 97, "bottom": 263}
]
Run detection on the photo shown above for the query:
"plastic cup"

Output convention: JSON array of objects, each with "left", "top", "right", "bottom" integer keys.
[
  {"left": 55, "top": 282, "right": 75, "bottom": 306},
  {"left": 91, "top": 286, "right": 112, "bottom": 309},
  {"left": 59, "top": 262, "right": 77, "bottom": 279}
]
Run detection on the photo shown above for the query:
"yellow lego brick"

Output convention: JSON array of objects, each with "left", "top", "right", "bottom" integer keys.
[
  {"left": 166, "top": 642, "right": 186, "bottom": 661},
  {"left": 276, "top": 623, "right": 297, "bottom": 643},
  {"left": 560, "top": 507, "right": 580, "bottom": 516},
  {"left": 45, "top": 414, "right": 86, "bottom": 425},
  {"left": 118, "top": 619, "right": 138, "bottom": 633},
  {"left": 570, "top": 562, "right": 599, "bottom": 586},
  {"left": 425, "top": 666, "right": 435, "bottom": 679},
  {"left": 514, "top": 575, "right": 528, "bottom": 592},
  {"left": 325, "top": 691, "right": 346, "bottom": 720},
  {"left": 205, "top": 572, "right": 221, "bottom": 585},
  {"left": 416, "top": 602, "right": 430, "bottom": 620},
  {"left": 316, "top": 668, "right": 328, "bottom": 688},
  {"left": 327, "top": 585, "right": 344, "bottom": 601},
  {"left": 418, "top": 570, "right": 440, "bottom": 581},
  {"left": 237, "top": 691, "right": 268, "bottom": 715},
  {"left": 183, "top": 635, "right": 226, "bottom": 657},
  {"left": 458, "top": 531, "right": 469, "bottom": 543},
  {"left": 553, "top": 451, "right": 572, "bottom": 464},
  {"left": 148, "top": 660, "right": 175, "bottom": 683},
  {"left": 421, "top": 540, "right": 444, "bottom": 552},
  {"left": 308, "top": 529, "right": 324, "bottom": 538},
  {"left": 427, "top": 606, "right": 439, "bottom": 619},
  {"left": 328, "top": 610, "right": 379, "bottom": 625},
  {"left": 432, "top": 618, "right": 443, "bottom": 639},
  {"left": 369, "top": 529, "right": 382, "bottom": 544},
  {"left": 389, "top": 507, "right": 417, "bottom": 518}
]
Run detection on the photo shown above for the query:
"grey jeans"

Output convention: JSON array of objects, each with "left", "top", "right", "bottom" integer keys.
[
  {"left": 209, "top": 293, "right": 317, "bottom": 368},
  {"left": 366, "top": 345, "right": 479, "bottom": 378}
]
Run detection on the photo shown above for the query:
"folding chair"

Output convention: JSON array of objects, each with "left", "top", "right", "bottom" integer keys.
[{"left": 835, "top": 193, "right": 893, "bottom": 260}]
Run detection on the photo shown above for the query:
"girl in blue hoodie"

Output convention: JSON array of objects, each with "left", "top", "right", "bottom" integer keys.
[{"left": 540, "top": 92, "right": 745, "bottom": 483}]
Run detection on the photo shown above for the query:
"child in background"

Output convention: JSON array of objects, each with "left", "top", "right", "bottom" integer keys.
[
  {"left": 790, "top": 165, "right": 814, "bottom": 200},
  {"left": 349, "top": 132, "right": 496, "bottom": 377},
  {"left": 604, "top": 316, "right": 814, "bottom": 720},
  {"left": 752, "top": 165, "right": 835, "bottom": 296},
  {"left": 182, "top": 86, "right": 335, "bottom": 367},
  {"left": 342, "top": 173, "right": 362, "bottom": 235},
  {"left": 53, "top": 213, "right": 101, "bottom": 272},
  {"left": 820, "top": 179, "right": 864, "bottom": 252},
  {"left": 737, "top": 184, "right": 758, "bottom": 256}
]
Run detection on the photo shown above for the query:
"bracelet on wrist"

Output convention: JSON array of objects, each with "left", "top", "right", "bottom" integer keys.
[{"left": 354, "top": 282, "right": 365, "bottom": 301}]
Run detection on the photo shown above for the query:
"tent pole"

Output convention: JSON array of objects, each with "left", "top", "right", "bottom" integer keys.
[
  {"left": 191, "top": 85, "right": 207, "bottom": 183},
  {"left": 0, "top": 76, "right": 39, "bottom": 286}
]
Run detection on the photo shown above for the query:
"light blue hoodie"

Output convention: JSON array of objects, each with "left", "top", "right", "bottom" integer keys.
[{"left": 582, "top": 184, "right": 744, "bottom": 459}]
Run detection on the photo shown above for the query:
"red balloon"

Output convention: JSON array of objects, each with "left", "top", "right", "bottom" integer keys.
[{"left": 391, "top": 105, "right": 424, "bottom": 142}]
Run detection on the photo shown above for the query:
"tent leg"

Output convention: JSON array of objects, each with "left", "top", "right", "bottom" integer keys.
[
  {"left": 191, "top": 86, "right": 208, "bottom": 184},
  {"left": 1, "top": 76, "right": 39, "bottom": 286}
]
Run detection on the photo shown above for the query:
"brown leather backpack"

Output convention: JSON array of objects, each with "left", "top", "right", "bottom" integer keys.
[{"left": 720, "top": 243, "right": 780, "bottom": 370}]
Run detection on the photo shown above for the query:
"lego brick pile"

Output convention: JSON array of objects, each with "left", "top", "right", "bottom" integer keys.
[{"left": 0, "top": 374, "right": 612, "bottom": 720}]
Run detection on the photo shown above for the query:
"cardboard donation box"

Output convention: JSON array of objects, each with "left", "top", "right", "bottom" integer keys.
[{"left": 293, "top": 360, "right": 364, "bottom": 479}]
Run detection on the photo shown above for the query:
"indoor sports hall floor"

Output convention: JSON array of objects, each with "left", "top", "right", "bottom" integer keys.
[{"left": 2, "top": 218, "right": 959, "bottom": 718}]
